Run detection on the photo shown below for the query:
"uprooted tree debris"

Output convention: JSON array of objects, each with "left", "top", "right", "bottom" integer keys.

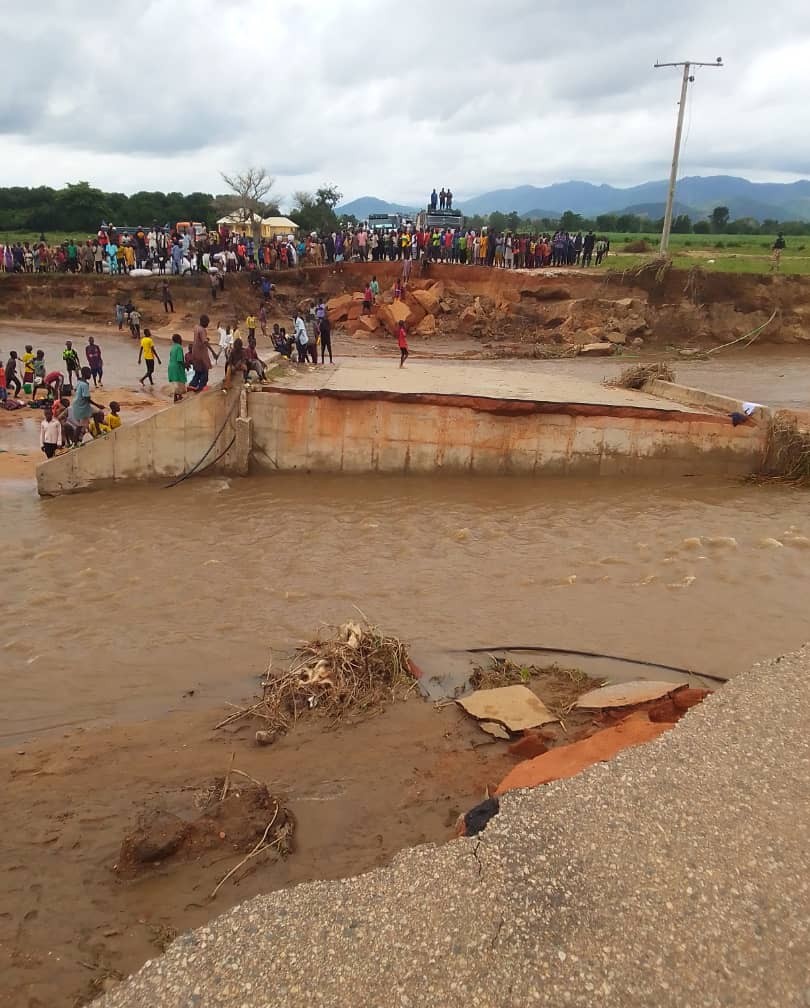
[
  {"left": 216, "top": 620, "right": 414, "bottom": 736},
  {"left": 608, "top": 362, "right": 676, "bottom": 390},
  {"left": 117, "top": 774, "right": 295, "bottom": 897},
  {"left": 759, "top": 411, "right": 810, "bottom": 484}
]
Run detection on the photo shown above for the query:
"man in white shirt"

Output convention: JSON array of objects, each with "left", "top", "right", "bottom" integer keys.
[{"left": 40, "top": 405, "right": 63, "bottom": 459}]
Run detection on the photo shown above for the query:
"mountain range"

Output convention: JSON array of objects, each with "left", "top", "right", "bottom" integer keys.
[{"left": 337, "top": 176, "right": 810, "bottom": 223}]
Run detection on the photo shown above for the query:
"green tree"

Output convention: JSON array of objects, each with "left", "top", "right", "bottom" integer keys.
[
  {"left": 54, "top": 182, "right": 110, "bottom": 233},
  {"left": 289, "top": 185, "right": 343, "bottom": 234},
  {"left": 596, "top": 213, "right": 618, "bottom": 232},
  {"left": 693, "top": 220, "right": 711, "bottom": 234},
  {"left": 710, "top": 206, "right": 730, "bottom": 232},
  {"left": 559, "top": 209, "right": 584, "bottom": 232},
  {"left": 488, "top": 211, "right": 507, "bottom": 233},
  {"left": 615, "top": 213, "right": 642, "bottom": 233},
  {"left": 671, "top": 214, "right": 692, "bottom": 234}
]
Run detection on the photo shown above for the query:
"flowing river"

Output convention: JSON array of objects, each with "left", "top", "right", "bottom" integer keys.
[{"left": 3, "top": 471, "right": 810, "bottom": 742}]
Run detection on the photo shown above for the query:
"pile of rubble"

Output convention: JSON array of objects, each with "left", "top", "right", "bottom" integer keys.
[
  {"left": 325, "top": 280, "right": 655, "bottom": 357},
  {"left": 326, "top": 279, "right": 457, "bottom": 340}
]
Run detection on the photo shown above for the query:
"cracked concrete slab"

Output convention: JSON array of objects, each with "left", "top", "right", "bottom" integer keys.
[{"left": 96, "top": 645, "right": 810, "bottom": 1008}]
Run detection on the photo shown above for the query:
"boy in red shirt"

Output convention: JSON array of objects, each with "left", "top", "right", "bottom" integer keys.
[{"left": 397, "top": 322, "right": 409, "bottom": 368}]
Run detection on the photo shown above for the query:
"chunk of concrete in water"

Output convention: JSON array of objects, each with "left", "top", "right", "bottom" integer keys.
[
  {"left": 458, "top": 685, "right": 556, "bottom": 731},
  {"left": 578, "top": 342, "right": 615, "bottom": 357},
  {"left": 575, "top": 680, "right": 683, "bottom": 709},
  {"left": 478, "top": 721, "right": 511, "bottom": 740}
]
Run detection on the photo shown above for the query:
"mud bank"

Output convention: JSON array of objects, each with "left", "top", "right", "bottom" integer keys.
[{"left": 2, "top": 265, "right": 809, "bottom": 350}]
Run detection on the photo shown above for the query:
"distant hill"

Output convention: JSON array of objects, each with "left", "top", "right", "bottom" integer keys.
[
  {"left": 455, "top": 176, "right": 810, "bottom": 222},
  {"left": 336, "top": 197, "right": 417, "bottom": 219}
]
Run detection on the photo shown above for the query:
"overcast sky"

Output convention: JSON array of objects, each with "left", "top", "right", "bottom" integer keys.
[{"left": 2, "top": 0, "right": 808, "bottom": 206}]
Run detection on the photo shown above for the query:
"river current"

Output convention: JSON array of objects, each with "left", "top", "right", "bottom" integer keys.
[{"left": 2, "top": 471, "right": 809, "bottom": 740}]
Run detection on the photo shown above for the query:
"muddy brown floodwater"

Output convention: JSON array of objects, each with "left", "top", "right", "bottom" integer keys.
[
  {"left": 3, "top": 348, "right": 810, "bottom": 1008},
  {"left": 4, "top": 473, "right": 810, "bottom": 738}
]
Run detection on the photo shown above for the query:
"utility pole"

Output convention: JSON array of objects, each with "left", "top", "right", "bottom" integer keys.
[{"left": 655, "top": 58, "right": 723, "bottom": 256}]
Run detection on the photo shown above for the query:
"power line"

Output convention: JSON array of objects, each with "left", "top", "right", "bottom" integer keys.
[{"left": 655, "top": 58, "right": 723, "bottom": 255}]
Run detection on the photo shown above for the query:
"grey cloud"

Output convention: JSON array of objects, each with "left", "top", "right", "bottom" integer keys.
[{"left": 0, "top": 0, "right": 807, "bottom": 202}]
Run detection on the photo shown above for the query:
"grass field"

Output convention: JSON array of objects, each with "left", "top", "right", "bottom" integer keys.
[{"left": 603, "top": 232, "right": 810, "bottom": 275}]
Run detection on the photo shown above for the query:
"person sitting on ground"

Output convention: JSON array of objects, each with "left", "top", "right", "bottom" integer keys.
[
  {"left": 107, "top": 401, "right": 122, "bottom": 429},
  {"left": 88, "top": 410, "right": 111, "bottom": 438},
  {"left": 39, "top": 404, "right": 63, "bottom": 458},
  {"left": 224, "top": 337, "right": 247, "bottom": 390},
  {"left": 274, "top": 326, "right": 292, "bottom": 358},
  {"left": 244, "top": 334, "right": 267, "bottom": 381}
]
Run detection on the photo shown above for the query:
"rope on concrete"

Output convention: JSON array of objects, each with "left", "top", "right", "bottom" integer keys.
[{"left": 164, "top": 393, "right": 240, "bottom": 488}]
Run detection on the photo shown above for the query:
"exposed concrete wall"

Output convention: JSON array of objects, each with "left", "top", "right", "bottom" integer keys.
[
  {"left": 250, "top": 390, "right": 767, "bottom": 478},
  {"left": 36, "top": 388, "right": 241, "bottom": 496},
  {"left": 37, "top": 382, "right": 768, "bottom": 495}
]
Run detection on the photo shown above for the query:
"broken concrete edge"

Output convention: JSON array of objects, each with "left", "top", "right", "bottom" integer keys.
[
  {"left": 35, "top": 355, "right": 284, "bottom": 496},
  {"left": 644, "top": 378, "right": 772, "bottom": 421},
  {"left": 93, "top": 643, "right": 810, "bottom": 1008}
]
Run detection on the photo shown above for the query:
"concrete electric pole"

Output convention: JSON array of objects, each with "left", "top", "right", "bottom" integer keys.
[{"left": 655, "top": 58, "right": 723, "bottom": 256}]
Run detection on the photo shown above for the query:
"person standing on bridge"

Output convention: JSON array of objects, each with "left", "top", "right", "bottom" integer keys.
[
  {"left": 397, "top": 321, "right": 409, "bottom": 368},
  {"left": 189, "top": 315, "right": 215, "bottom": 392},
  {"left": 168, "top": 333, "right": 187, "bottom": 402}
]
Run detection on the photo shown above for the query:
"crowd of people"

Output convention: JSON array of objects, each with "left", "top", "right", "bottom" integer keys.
[
  {"left": 1, "top": 336, "right": 122, "bottom": 455},
  {"left": 0, "top": 225, "right": 304, "bottom": 276},
  {"left": 0, "top": 220, "right": 611, "bottom": 277}
]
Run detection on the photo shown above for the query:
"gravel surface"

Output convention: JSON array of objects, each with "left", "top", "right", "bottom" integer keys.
[{"left": 97, "top": 646, "right": 810, "bottom": 1008}]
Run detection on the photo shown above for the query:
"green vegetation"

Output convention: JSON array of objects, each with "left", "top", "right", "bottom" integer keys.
[{"left": 0, "top": 182, "right": 217, "bottom": 234}]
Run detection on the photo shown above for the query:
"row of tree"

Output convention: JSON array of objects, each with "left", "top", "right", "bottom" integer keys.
[
  {"left": 464, "top": 206, "right": 810, "bottom": 236},
  {"left": 0, "top": 175, "right": 345, "bottom": 238},
  {"left": 2, "top": 180, "right": 809, "bottom": 238}
]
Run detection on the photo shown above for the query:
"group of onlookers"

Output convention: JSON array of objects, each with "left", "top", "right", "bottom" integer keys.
[
  {"left": 1, "top": 337, "right": 121, "bottom": 456},
  {"left": 347, "top": 228, "right": 610, "bottom": 268}
]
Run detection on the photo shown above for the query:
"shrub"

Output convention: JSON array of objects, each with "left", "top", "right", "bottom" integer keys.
[{"left": 623, "top": 239, "right": 652, "bottom": 253}]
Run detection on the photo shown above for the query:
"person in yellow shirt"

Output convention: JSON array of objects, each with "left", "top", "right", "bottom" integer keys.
[
  {"left": 245, "top": 314, "right": 257, "bottom": 340},
  {"left": 137, "top": 328, "right": 162, "bottom": 387},
  {"left": 88, "top": 410, "right": 111, "bottom": 438},
  {"left": 22, "top": 345, "right": 35, "bottom": 385},
  {"left": 107, "top": 401, "right": 122, "bottom": 429}
]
